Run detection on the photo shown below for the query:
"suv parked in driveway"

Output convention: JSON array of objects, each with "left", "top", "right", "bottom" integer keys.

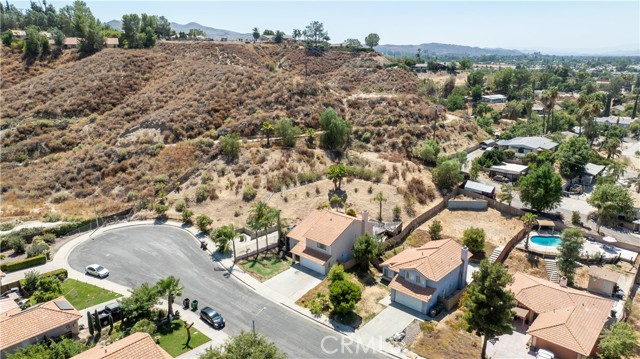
[{"left": 98, "top": 302, "right": 122, "bottom": 326}]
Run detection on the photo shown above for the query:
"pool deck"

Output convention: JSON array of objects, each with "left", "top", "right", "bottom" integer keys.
[{"left": 518, "top": 232, "right": 638, "bottom": 262}]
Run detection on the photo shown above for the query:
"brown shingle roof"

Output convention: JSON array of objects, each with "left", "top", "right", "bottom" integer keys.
[
  {"left": 71, "top": 332, "right": 172, "bottom": 359},
  {"left": 588, "top": 266, "right": 620, "bottom": 283},
  {"left": 290, "top": 241, "right": 331, "bottom": 264},
  {"left": 381, "top": 239, "right": 469, "bottom": 282},
  {"left": 509, "top": 273, "right": 613, "bottom": 356},
  {"left": 389, "top": 276, "right": 435, "bottom": 302},
  {"left": 0, "top": 296, "right": 81, "bottom": 350},
  {"left": 64, "top": 37, "right": 79, "bottom": 45}
]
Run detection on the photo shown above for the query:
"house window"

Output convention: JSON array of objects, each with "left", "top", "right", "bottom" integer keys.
[
  {"left": 383, "top": 268, "right": 391, "bottom": 278},
  {"left": 405, "top": 272, "right": 411, "bottom": 280},
  {"left": 316, "top": 242, "right": 327, "bottom": 250},
  {"left": 415, "top": 276, "right": 422, "bottom": 284},
  {"left": 518, "top": 148, "right": 525, "bottom": 153}
]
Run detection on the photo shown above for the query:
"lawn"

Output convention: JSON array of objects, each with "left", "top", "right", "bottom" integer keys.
[
  {"left": 239, "top": 254, "right": 291, "bottom": 282},
  {"left": 60, "top": 279, "right": 122, "bottom": 310},
  {"left": 156, "top": 319, "right": 211, "bottom": 357}
]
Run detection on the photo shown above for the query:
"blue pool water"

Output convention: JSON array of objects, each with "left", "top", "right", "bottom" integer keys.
[{"left": 530, "top": 235, "right": 562, "bottom": 247}]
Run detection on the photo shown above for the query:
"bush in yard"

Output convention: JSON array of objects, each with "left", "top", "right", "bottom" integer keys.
[
  {"left": 34, "top": 233, "right": 56, "bottom": 244},
  {"left": 0, "top": 254, "right": 47, "bottom": 272},
  {"left": 428, "top": 220, "right": 443, "bottom": 240},
  {"left": 199, "top": 330, "right": 286, "bottom": 359},
  {"left": 8, "top": 236, "right": 26, "bottom": 254},
  {"left": 310, "top": 300, "right": 323, "bottom": 317},
  {"left": 26, "top": 239, "right": 49, "bottom": 258},
  {"left": 131, "top": 319, "right": 157, "bottom": 335},
  {"left": 182, "top": 209, "right": 194, "bottom": 224},
  {"left": 353, "top": 233, "right": 382, "bottom": 267},
  {"left": 154, "top": 203, "right": 168, "bottom": 217},
  {"left": 195, "top": 184, "right": 211, "bottom": 203},
  {"left": 346, "top": 208, "right": 357, "bottom": 217},
  {"left": 242, "top": 185, "right": 257, "bottom": 202},
  {"left": 571, "top": 211, "right": 581, "bottom": 224},
  {"left": 196, "top": 214, "right": 213, "bottom": 232},
  {"left": 393, "top": 205, "right": 401, "bottom": 221},
  {"left": 6, "top": 338, "right": 86, "bottom": 359},
  {"left": 32, "top": 276, "right": 62, "bottom": 304},
  {"left": 174, "top": 199, "right": 187, "bottom": 212},
  {"left": 20, "top": 268, "right": 69, "bottom": 288},
  {"left": 462, "top": 227, "right": 486, "bottom": 255},
  {"left": 23, "top": 269, "right": 41, "bottom": 293},
  {"left": 329, "top": 279, "right": 361, "bottom": 315},
  {"left": 598, "top": 321, "right": 639, "bottom": 359},
  {"left": 327, "top": 264, "right": 346, "bottom": 282}
]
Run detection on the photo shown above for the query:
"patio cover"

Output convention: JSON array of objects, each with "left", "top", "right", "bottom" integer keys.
[{"left": 537, "top": 219, "right": 555, "bottom": 227}]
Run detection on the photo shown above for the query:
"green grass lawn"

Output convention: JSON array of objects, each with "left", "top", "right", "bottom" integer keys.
[
  {"left": 156, "top": 319, "right": 211, "bottom": 357},
  {"left": 239, "top": 255, "right": 291, "bottom": 282},
  {"left": 60, "top": 279, "right": 122, "bottom": 310}
]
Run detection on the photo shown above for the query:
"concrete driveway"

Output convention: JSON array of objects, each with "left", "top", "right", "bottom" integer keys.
[
  {"left": 357, "top": 302, "right": 423, "bottom": 344},
  {"left": 263, "top": 264, "right": 324, "bottom": 301},
  {"left": 486, "top": 323, "right": 535, "bottom": 359}
]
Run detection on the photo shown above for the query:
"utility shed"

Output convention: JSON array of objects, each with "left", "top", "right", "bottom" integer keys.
[{"left": 588, "top": 266, "right": 620, "bottom": 296}]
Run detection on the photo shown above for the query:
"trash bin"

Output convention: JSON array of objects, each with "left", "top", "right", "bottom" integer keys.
[
  {"left": 191, "top": 299, "right": 198, "bottom": 311},
  {"left": 183, "top": 298, "right": 190, "bottom": 309}
]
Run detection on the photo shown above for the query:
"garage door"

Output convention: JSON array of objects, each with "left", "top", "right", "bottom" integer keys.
[
  {"left": 300, "top": 257, "right": 326, "bottom": 275},
  {"left": 394, "top": 290, "right": 424, "bottom": 313}
]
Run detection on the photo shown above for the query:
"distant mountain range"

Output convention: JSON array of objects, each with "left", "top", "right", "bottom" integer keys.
[
  {"left": 375, "top": 43, "right": 524, "bottom": 57},
  {"left": 106, "top": 20, "right": 252, "bottom": 40}
]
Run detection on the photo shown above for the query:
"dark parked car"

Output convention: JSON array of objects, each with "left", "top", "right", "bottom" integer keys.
[
  {"left": 200, "top": 306, "right": 225, "bottom": 329},
  {"left": 429, "top": 302, "right": 445, "bottom": 318},
  {"left": 493, "top": 175, "right": 510, "bottom": 183},
  {"left": 98, "top": 302, "right": 122, "bottom": 326}
]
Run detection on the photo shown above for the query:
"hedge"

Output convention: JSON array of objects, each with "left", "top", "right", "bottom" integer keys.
[
  {"left": 0, "top": 255, "right": 47, "bottom": 272},
  {"left": 19, "top": 268, "right": 68, "bottom": 287},
  {"left": 0, "top": 219, "right": 94, "bottom": 244}
]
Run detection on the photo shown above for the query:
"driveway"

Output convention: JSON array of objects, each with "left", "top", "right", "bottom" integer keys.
[
  {"left": 486, "top": 323, "right": 535, "bottom": 359},
  {"left": 263, "top": 264, "right": 324, "bottom": 301},
  {"left": 357, "top": 302, "right": 423, "bottom": 345},
  {"left": 67, "top": 225, "right": 385, "bottom": 359}
]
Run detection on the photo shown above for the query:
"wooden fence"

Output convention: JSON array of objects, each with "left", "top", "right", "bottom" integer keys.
[{"left": 494, "top": 227, "right": 528, "bottom": 264}]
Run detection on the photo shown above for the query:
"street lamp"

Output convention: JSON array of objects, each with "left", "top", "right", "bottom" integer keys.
[{"left": 252, "top": 306, "right": 266, "bottom": 336}]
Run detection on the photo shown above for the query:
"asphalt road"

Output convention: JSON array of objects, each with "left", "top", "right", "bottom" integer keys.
[{"left": 68, "top": 225, "right": 386, "bottom": 359}]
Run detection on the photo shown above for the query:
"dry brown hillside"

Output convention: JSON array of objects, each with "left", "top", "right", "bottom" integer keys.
[{"left": 0, "top": 42, "right": 486, "bottom": 221}]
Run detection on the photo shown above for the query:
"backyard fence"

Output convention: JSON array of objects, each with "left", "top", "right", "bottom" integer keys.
[
  {"left": 447, "top": 199, "right": 488, "bottom": 211},
  {"left": 494, "top": 227, "right": 528, "bottom": 264}
]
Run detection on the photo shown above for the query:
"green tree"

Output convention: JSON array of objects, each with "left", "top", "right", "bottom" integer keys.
[
  {"left": 557, "top": 136, "right": 591, "bottom": 181},
  {"left": 119, "top": 282, "right": 160, "bottom": 323},
  {"left": 353, "top": 233, "right": 381, "bottom": 267},
  {"left": 327, "top": 263, "right": 346, "bottom": 282},
  {"left": 471, "top": 85, "right": 483, "bottom": 102},
  {"left": 211, "top": 224, "right": 240, "bottom": 253},
  {"left": 196, "top": 214, "right": 213, "bottom": 232},
  {"left": 261, "top": 121, "right": 274, "bottom": 146},
  {"left": 446, "top": 92, "right": 465, "bottom": 111},
  {"left": 598, "top": 321, "right": 639, "bottom": 359},
  {"left": 273, "top": 118, "right": 301, "bottom": 148},
  {"left": 154, "top": 15, "right": 172, "bottom": 39},
  {"left": 521, "top": 212, "right": 538, "bottom": 247},
  {"left": 182, "top": 209, "right": 194, "bottom": 224},
  {"left": 274, "top": 30, "right": 284, "bottom": 44},
  {"left": 32, "top": 276, "right": 62, "bottom": 303},
  {"left": 327, "top": 164, "right": 347, "bottom": 191},
  {"left": 432, "top": 159, "right": 463, "bottom": 191},
  {"left": 364, "top": 33, "right": 379, "bottom": 49},
  {"left": 220, "top": 132, "right": 241, "bottom": 159},
  {"left": 467, "top": 71, "right": 485, "bottom": 88},
  {"left": 587, "top": 183, "right": 634, "bottom": 232},
  {"left": 319, "top": 108, "right": 351, "bottom": 150},
  {"left": 603, "top": 137, "right": 621, "bottom": 159},
  {"left": 2, "top": 30, "right": 13, "bottom": 46},
  {"left": 498, "top": 184, "right": 513, "bottom": 206},
  {"left": 23, "top": 25, "right": 42, "bottom": 56},
  {"left": 121, "top": 13, "right": 141, "bottom": 48},
  {"left": 458, "top": 58, "right": 472, "bottom": 71},
  {"left": 415, "top": 140, "right": 440, "bottom": 165},
  {"left": 345, "top": 38, "right": 361, "bottom": 50},
  {"left": 252, "top": 27, "right": 260, "bottom": 42},
  {"left": 23, "top": 270, "right": 41, "bottom": 293},
  {"left": 131, "top": 318, "right": 157, "bottom": 335},
  {"left": 302, "top": 21, "right": 329, "bottom": 46},
  {"left": 469, "top": 158, "right": 480, "bottom": 180},
  {"left": 198, "top": 330, "right": 286, "bottom": 359},
  {"left": 50, "top": 27, "right": 64, "bottom": 46},
  {"left": 262, "top": 29, "right": 274, "bottom": 36},
  {"left": 556, "top": 228, "right": 584, "bottom": 285},
  {"left": 246, "top": 201, "right": 277, "bottom": 255},
  {"left": 427, "top": 220, "right": 443, "bottom": 240},
  {"left": 329, "top": 279, "right": 361, "bottom": 315},
  {"left": 74, "top": 6, "right": 105, "bottom": 54},
  {"left": 155, "top": 275, "right": 183, "bottom": 320},
  {"left": 87, "top": 311, "right": 94, "bottom": 337},
  {"left": 518, "top": 163, "right": 563, "bottom": 212},
  {"left": 463, "top": 228, "right": 486, "bottom": 255},
  {"left": 292, "top": 28, "right": 301, "bottom": 40},
  {"left": 6, "top": 338, "right": 86, "bottom": 359},
  {"left": 463, "top": 260, "right": 516, "bottom": 359},
  {"left": 372, "top": 191, "right": 387, "bottom": 222}
]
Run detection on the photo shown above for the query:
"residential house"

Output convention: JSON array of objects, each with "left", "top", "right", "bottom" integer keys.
[
  {"left": 594, "top": 116, "right": 633, "bottom": 128},
  {"left": 579, "top": 163, "right": 606, "bottom": 185},
  {"left": 489, "top": 162, "right": 529, "bottom": 181},
  {"left": 0, "top": 297, "right": 81, "bottom": 358},
  {"left": 463, "top": 180, "right": 496, "bottom": 199},
  {"left": 587, "top": 266, "right": 620, "bottom": 297},
  {"left": 10, "top": 30, "right": 26, "bottom": 39},
  {"left": 381, "top": 239, "right": 470, "bottom": 315},
  {"left": 71, "top": 332, "right": 171, "bottom": 359},
  {"left": 496, "top": 136, "right": 559, "bottom": 157},
  {"left": 532, "top": 104, "right": 545, "bottom": 116},
  {"left": 481, "top": 94, "right": 508, "bottom": 104},
  {"left": 0, "top": 298, "right": 20, "bottom": 320},
  {"left": 287, "top": 209, "right": 373, "bottom": 275},
  {"left": 105, "top": 37, "right": 119, "bottom": 48},
  {"left": 480, "top": 139, "right": 496, "bottom": 149},
  {"left": 260, "top": 34, "right": 274, "bottom": 42},
  {"left": 509, "top": 273, "right": 614, "bottom": 359},
  {"left": 611, "top": 104, "right": 626, "bottom": 115},
  {"left": 63, "top": 37, "right": 79, "bottom": 49}
]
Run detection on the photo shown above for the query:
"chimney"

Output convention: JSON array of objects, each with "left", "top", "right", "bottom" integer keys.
[
  {"left": 361, "top": 210, "right": 369, "bottom": 235},
  {"left": 459, "top": 246, "right": 469, "bottom": 289},
  {"left": 559, "top": 276, "right": 568, "bottom": 287}
]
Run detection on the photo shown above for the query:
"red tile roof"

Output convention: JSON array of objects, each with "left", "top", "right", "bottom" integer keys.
[
  {"left": 389, "top": 276, "right": 435, "bottom": 302},
  {"left": 382, "top": 239, "right": 469, "bottom": 282},
  {"left": 72, "top": 332, "right": 172, "bottom": 359},
  {"left": 290, "top": 242, "right": 331, "bottom": 264}
]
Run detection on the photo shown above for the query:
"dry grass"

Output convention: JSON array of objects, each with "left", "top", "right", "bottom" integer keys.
[
  {"left": 504, "top": 248, "right": 548, "bottom": 279},
  {"left": 411, "top": 310, "right": 481, "bottom": 359},
  {"left": 572, "top": 266, "right": 590, "bottom": 289}
]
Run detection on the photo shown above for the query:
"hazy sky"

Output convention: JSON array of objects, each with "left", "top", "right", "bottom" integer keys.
[{"left": 13, "top": 1, "right": 640, "bottom": 51}]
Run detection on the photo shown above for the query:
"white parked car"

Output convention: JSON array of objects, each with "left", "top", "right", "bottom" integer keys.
[
  {"left": 86, "top": 264, "right": 109, "bottom": 278},
  {"left": 536, "top": 349, "right": 555, "bottom": 359}
]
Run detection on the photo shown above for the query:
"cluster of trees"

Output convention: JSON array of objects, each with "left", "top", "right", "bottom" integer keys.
[
  {"left": 412, "top": 140, "right": 466, "bottom": 191},
  {"left": 199, "top": 331, "right": 286, "bottom": 359},
  {"left": 121, "top": 13, "right": 171, "bottom": 48}
]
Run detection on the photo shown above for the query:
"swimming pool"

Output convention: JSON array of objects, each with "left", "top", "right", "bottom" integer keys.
[{"left": 530, "top": 235, "right": 562, "bottom": 247}]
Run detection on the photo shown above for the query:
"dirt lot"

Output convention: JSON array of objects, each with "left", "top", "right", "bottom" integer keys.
[
  {"left": 411, "top": 310, "right": 481, "bottom": 359},
  {"left": 417, "top": 72, "right": 468, "bottom": 87},
  {"left": 504, "top": 248, "right": 548, "bottom": 279},
  {"left": 419, "top": 207, "right": 524, "bottom": 248}
]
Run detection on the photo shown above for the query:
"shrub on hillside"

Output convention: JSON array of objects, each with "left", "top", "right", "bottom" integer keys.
[{"left": 242, "top": 185, "right": 257, "bottom": 202}]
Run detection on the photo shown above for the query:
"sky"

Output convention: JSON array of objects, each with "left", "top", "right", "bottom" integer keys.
[{"left": 12, "top": 1, "right": 640, "bottom": 52}]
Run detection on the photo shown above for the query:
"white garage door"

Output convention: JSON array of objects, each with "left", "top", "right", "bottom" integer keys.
[
  {"left": 394, "top": 290, "right": 424, "bottom": 313},
  {"left": 300, "top": 257, "right": 326, "bottom": 275}
]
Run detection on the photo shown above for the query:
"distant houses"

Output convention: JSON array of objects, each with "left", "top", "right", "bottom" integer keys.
[
  {"left": 481, "top": 94, "right": 507, "bottom": 104},
  {"left": 594, "top": 116, "right": 633, "bottom": 128},
  {"left": 496, "top": 136, "right": 559, "bottom": 158}
]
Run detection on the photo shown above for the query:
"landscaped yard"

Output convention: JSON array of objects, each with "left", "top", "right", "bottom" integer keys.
[
  {"left": 239, "top": 254, "right": 291, "bottom": 282},
  {"left": 156, "top": 319, "right": 210, "bottom": 357},
  {"left": 60, "top": 279, "right": 122, "bottom": 310},
  {"left": 296, "top": 266, "right": 389, "bottom": 328},
  {"left": 411, "top": 310, "right": 481, "bottom": 359}
]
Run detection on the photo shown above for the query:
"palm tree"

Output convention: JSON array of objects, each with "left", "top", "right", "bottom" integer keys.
[
  {"left": 211, "top": 224, "right": 241, "bottom": 253},
  {"left": 262, "top": 121, "right": 274, "bottom": 147},
  {"left": 603, "top": 138, "right": 621, "bottom": 159},
  {"left": 540, "top": 90, "right": 551, "bottom": 134},
  {"left": 548, "top": 87, "right": 558, "bottom": 132},
  {"left": 579, "top": 95, "right": 603, "bottom": 143},
  {"left": 292, "top": 29, "right": 302, "bottom": 41},
  {"left": 247, "top": 201, "right": 277, "bottom": 255},
  {"left": 608, "top": 161, "right": 627, "bottom": 182},
  {"left": 372, "top": 192, "right": 387, "bottom": 222},
  {"left": 521, "top": 213, "right": 537, "bottom": 248},
  {"left": 156, "top": 276, "right": 183, "bottom": 320},
  {"left": 628, "top": 176, "right": 640, "bottom": 193}
]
